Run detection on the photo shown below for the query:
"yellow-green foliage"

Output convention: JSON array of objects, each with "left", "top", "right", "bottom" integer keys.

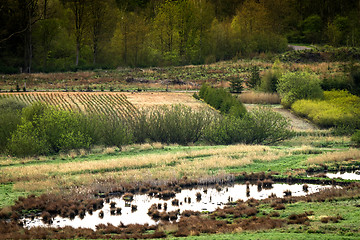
[{"left": 292, "top": 90, "right": 360, "bottom": 128}]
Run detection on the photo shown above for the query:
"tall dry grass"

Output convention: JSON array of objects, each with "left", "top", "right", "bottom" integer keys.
[
  {"left": 1, "top": 144, "right": 284, "bottom": 193},
  {"left": 238, "top": 91, "right": 281, "bottom": 104},
  {"left": 307, "top": 149, "right": 360, "bottom": 164}
]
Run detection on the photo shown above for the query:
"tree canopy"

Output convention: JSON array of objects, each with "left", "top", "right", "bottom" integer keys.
[{"left": 1, "top": 0, "right": 360, "bottom": 73}]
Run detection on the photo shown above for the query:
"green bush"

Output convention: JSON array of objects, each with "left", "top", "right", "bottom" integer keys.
[
  {"left": 0, "top": 99, "right": 27, "bottom": 152},
  {"left": 198, "top": 84, "right": 246, "bottom": 117},
  {"left": 96, "top": 116, "right": 133, "bottom": 148},
  {"left": 6, "top": 103, "right": 95, "bottom": 156},
  {"left": 132, "top": 105, "right": 214, "bottom": 145},
  {"left": 277, "top": 71, "right": 323, "bottom": 108},
  {"left": 351, "top": 130, "right": 360, "bottom": 146},
  {"left": 292, "top": 90, "right": 360, "bottom": 129},
  {"left": 7, "top": 122, "right": 50, "bottom": 157},
  {"left": 204, "top": 107, "right": 292, "bottom": 145}
]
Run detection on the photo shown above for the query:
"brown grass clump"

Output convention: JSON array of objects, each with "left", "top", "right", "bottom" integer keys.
[
  {"left": 158, "top": 190, "right": 176, "bottom": 200},
  {"left": 131, "top": 205, "right": 138, "bottom": 212},
  {"left": 263, "top": 179, "right": 274, "bottom": 188},
  {"left": 273, "top": 203, "right": 286, "bottom": 210},
  {"left": 320, "top": 215, "right": 343, "bottom": 223},
  {"left": 287, "top": 213, "right": 310, "bottom": 225},
  {"left": 196, "top": 192, "right": 202, "bottom": 201},
  {"left": 235, "top": 216, "right": 285, "bottom": 230},
  {"left": 0, "top": 207, "right": 12, "bottom": 219},
  {"left": 171, "top": 199, "right": 179, "bottom": 206},
  {"left": 239, "top": 91, "right": 281, "bottom": 104},
  {"left": 283, "top": 190, "right": 292, "bottom": 197},
  {"left": 181, "top": 210, "right": 200, "bottom": 217},
  {"left": 269, "top": 211, "right": 280, "bottom": 217},
  {"left": 148, "top": 204, "right": 161, "bottom": 220}
]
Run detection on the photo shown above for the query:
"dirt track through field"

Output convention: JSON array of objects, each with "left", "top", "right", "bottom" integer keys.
[{"left": 245, "top": 104, "right": 318, "bottom": 131}]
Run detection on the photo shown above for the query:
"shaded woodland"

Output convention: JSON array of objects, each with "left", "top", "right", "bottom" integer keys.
[{"left": 1, "top": 0, "right": 360, "bottom": 73}]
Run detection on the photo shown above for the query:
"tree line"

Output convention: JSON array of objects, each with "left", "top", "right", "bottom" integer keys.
[{"left": 1, "top": 0, "right": 360, "bottom": 73}]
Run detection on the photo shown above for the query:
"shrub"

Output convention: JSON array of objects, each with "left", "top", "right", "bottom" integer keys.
[
  {"left": 0, "top": 99, "right": 26, "bottom": 152},
  {"left": 95, "top": 116, "right": 133, "bottom": 148},
  {"left": 198, "top": 84, "right": 246, "bottom": 117},
  {"left": 277, "top": 71, "right": 323, "bottom": 108},
  {"left": 132, "top": 105, "right": 214, "bottom": 145},
  {"left": 292, "top": 90, "right": 360, "bottom": 129},
  {"left": 203, "top": 107, "right": 292, "bottom": 145},
  {"left": 7, "top": 103, "right": 94, "bottom": 156},
  {"left": 7, "top": 121, "right": 50, "bottom": 157},
  {"left": 351, "top": 130, "right": 360, "bottom": 146}
]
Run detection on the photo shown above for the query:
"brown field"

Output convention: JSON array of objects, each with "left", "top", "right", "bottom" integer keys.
[
  {"left": 123, "top": 92, "right": 204, "bottom": 109},
  {"left": 0, "top": 91, "right": 206, "bottom": 114},
  {"left": 0, "top": 92, "right": 138, "bottom": 118}
]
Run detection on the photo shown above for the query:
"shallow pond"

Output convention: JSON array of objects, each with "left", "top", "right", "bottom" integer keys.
[
  {"left": 308, "top": 170, "right": 360, "bottom": 181},
  {"left": 22, "top": 182, "right": 334, "bottom": 230}
]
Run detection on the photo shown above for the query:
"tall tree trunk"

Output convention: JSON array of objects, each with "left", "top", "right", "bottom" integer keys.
[
  {"left": 42, "top": 0, "right": 48, "bottom": 71},
  {"left": 76, "top": 41, "right": 80, "bottom": 66}
]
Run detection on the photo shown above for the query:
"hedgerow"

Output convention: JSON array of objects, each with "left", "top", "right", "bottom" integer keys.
[
  {"left": 203, "top": 107, "right": 292, "bottom": 145},
  {"left": 0, "top": 99, "right": 293, "bottom": 157},
  {"left": 199, "top": 84, "right": 246, "bottom": 117}
]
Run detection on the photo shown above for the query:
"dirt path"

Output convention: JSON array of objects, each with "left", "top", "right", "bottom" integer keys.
[{"left": 245, "top": 104, "right": 318, "bottom": 131}]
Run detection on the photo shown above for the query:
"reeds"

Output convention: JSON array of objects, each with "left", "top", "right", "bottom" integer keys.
[
  {"left": 239, "top": 91, "right": 281, "bottom": 104},
  {"left": 307, "top": 149, "right": 360, "bottom": 164}
]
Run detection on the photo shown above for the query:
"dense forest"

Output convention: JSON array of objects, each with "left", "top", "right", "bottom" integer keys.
[{"left": 1, "top": 0, "right": 360, "bottom": 73}]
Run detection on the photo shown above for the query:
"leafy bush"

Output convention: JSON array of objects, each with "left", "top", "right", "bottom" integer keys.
[
  {"left": 198, "top": 84, "right": 246, "bottom": 117},
  {"left": 7, "top": 122, "right": 50, "bottom": 157},
  {"left": 292, "top": 90, "right": 360, "bottom": 129},
  {"left": 203, "top": 107, "right": 292, "bottom": 145},
  {"left": 7, "top": 103, "right": 94, "bottom": 156},
  {"left": 277, "top": 71, "right": 323, "bottom": 108},
  {"left": 351, "top": 130, "right": 360, "bottom": 146},
  {"left": 0, "top": 99, "right": 27, "bottom": 152}
]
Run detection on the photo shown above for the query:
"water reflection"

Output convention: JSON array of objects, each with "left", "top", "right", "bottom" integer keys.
[
  {"left": 308, "top": 170, "right": 360, "bottom": 180},
  {"left": 22, "top": 183, "right": 334, "bottom": 230}
]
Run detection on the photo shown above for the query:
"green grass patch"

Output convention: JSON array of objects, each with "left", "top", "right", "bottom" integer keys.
[
  {"left": 167, "top": 232, "right": 360, "bottom": 240},
  {"left": 225, "top": 155, "right": 308, "bottom": 174},
  {"left": 0, "top": 183, "right": 31, "bottom": 209}
]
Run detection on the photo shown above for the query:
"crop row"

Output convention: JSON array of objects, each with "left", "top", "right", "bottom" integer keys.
[{"left": 0, "top": 92, "right": 138, "bottom": 120}]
